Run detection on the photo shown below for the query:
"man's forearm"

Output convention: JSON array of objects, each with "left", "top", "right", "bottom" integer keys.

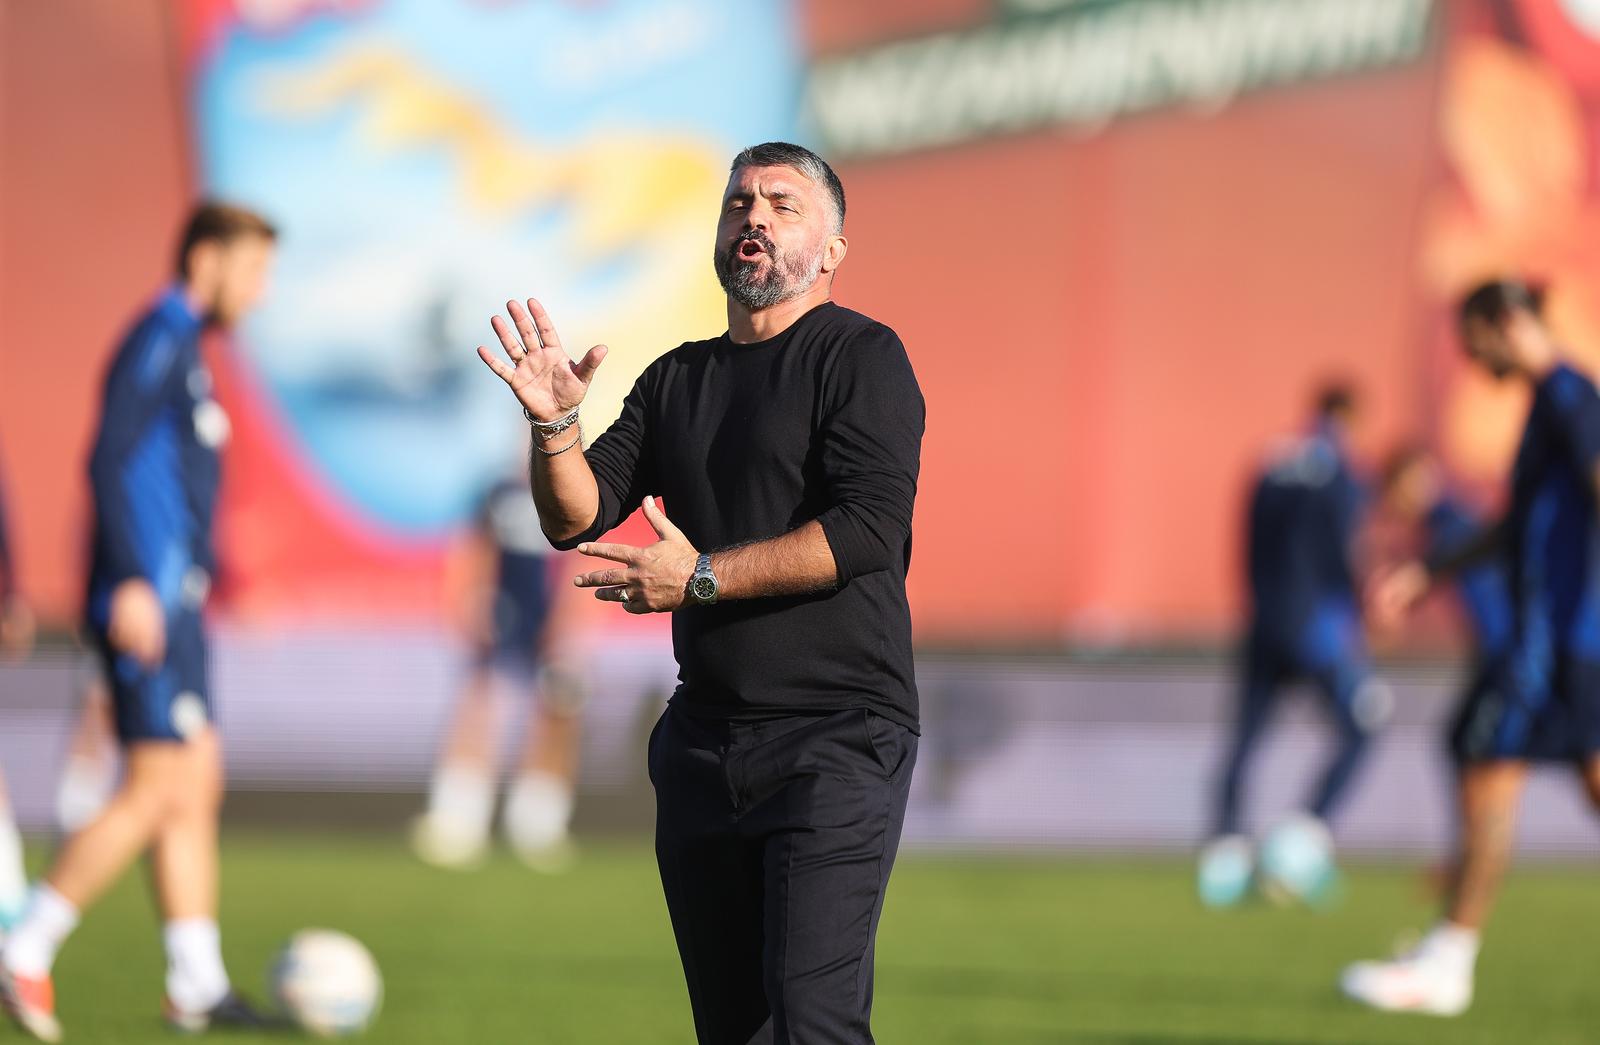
[
  {"left": 711, "top": 520, "right": 839, "bottom": 600},
  {"left": 528, "top": 435, "right": 602, "bottom": 543}
]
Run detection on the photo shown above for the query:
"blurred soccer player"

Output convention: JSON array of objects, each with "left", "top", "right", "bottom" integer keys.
[
  {"left": 0, "top": 203, "right": 279, "bottom": 1041},
  {"left": 477, "top": 141, "right": 922, "bottom": 1044},
  {"left": 0, "top": 455, "right": 35, "bottom": 933},
  {"left": 411, "top": 471, "right": 586, "bottom": 871},
  {"left": 1344, "top": 280, "right": 1600, "bottom": 1016},
  {"left": 1199, "top": 384, "right": 1391, "bottom": 908}
]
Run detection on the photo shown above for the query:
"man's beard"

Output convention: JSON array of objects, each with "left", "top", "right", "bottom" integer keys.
[{"left": 714, "top": 229, "right": 824, "bottom": 311}]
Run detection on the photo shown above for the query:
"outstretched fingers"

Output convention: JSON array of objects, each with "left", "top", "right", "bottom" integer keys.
[
  {"left": 525, "top": 298, "right": 564, "bottom": 354},
  {"left": 578, "top": 542, "right": 639, "bottom": 565},
  {"left": 574, "top": 567, "right": 631, "bottom": 589},
  {"left": 476, "top": 344, "right": 517, "bottom": 383},
  {"left": 490, "top": 312, "right": 528, "bottom": 364}
]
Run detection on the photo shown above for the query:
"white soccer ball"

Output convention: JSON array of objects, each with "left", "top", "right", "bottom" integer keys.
[{"left": 270, "top": 929, "right": 383, "bottom": 1037}]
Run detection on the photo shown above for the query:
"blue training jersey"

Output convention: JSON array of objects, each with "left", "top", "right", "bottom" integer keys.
[
  {"left": 85, "top": 288, "right": 227, "bottom": 624},
  {"left": 1505, "top": 363, "right": 1600, "bottom": 676},
  {"left": 1424, "top": 497, "right": 1513, "bottom": 659},
  {"left": 1246, "top": 422, "right": 1366, "bottom": 645}
]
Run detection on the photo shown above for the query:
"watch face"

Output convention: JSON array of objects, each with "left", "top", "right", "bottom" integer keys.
[{"left": 691, "top": 576, "right": 717, "bottom": 601}]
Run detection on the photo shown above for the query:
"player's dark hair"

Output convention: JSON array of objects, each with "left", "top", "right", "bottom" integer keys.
[
  {"left": 1379, "top": 443, "right": 1430, "bottom": 493},
  {"left": 1314, "top": 381, "right": 1358, "bottom": 421},
  {"left": 1458, "top": 279, "right": 1544, "bottom": 327},
  {"left": 175, "top": 201, "right": 278, "bottom": 279},
  {"left": 730, "top": 142, "right": 846, "bottom": 233}
]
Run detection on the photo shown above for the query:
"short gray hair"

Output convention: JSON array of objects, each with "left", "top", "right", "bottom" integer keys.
[{"left": 729, "top": 142, "right": 845, "bottom": 234}]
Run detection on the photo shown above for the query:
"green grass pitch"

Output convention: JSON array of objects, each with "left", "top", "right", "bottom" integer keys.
[{"left": 23, "top": 833, "right": 1600, "bottom": 1043}]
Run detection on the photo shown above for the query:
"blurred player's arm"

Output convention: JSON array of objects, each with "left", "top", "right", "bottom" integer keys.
[
  {"left": 1424, "top": 520, "right": 1509, "bottom": 579},
  {"left": 89, "top": 329, "right": 183, "bottom": 664},
  {"left": 1370, "top": 518, "right": 1506, "bottom": 627}
]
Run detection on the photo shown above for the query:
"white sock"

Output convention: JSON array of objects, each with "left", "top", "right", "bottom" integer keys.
[
  {"left": 503, "top": 772, "right": 573, "bottom": 851},
  {"left": 0, "top": 816, "right": 28, "bottom": 919},
  {"left": 164, "top": 918, "right": 230, "bottom": 1013},
  {"left": 1422, "top": 922, "right": 1481, "bottom": 971},
  {"left": 426, "top": 765, "right": 494, "bottom": 839},
  {"left": 54, "top": 756, "right": 117, "bottom": 834},
  {"left": 2, "top": 885, "right": 79, "bottom": 976}
]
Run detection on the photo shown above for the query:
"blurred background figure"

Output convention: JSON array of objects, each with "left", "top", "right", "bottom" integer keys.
[
  {"left": 1344, "top": 280, "right": 1600, "bottom": 1017},
  {"left": 51, "top": 684, "right": 119, "bottom": 839},
  {"left": 1199, "top": 383, "right": 1392, "bottom": 909},
  {"left": 1375, "top": 445, "right": 1513, "bottom": 759},
  {"left": 0, "top": 452, "right": 35, "bottom": 933},
  {"left": 411, "top": 469, "right": 586, "bottom": 872},
  {"left": 1, "top": 203, "right": 280, "bottom": 1041}
]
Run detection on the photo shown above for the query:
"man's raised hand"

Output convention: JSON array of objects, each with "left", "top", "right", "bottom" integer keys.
[{"left": 476, "top": 298, "right": 607, "bottom": 421}]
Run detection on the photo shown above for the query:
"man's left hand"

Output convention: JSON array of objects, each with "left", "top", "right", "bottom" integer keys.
[{"left": 575, "top": 496, "right": 699, "bottom": 614}]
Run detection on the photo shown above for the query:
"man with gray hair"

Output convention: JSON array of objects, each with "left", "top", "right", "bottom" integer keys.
[{"left": 476, "top": 141, "right": 923, "bottom": 1043}]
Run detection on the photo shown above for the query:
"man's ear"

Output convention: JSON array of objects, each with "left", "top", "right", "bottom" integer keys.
[{"left": 821, "top": 233, "right": 848, "bottom": 275}]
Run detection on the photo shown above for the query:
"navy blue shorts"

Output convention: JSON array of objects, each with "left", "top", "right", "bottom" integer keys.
[
  {"left": 1450, "top": 654, "right": 1600, "bottom": 764},
  {"left": 90, "top": 609, "right": 212, "bottom": 744}
]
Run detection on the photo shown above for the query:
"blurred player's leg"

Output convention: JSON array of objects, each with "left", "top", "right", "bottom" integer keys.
[
  {"left": 1260, "top": 659, "right": 1388, "bottom": 908},
  {"left": 147, "top": 726, "right": 226, "bottom": 1020},
  {"left": 503, "top": 667, "right": 582, "bottom": 872},
  {"left": 411, "top": 668, "right": 498, "bottom": 869},
  {"left": 54, "top": 677, "right": 118, "bottom": 836},
  {"left": 1445, "top": 759, "right": 1527, "bottom": 930},
  {"left": 1304, "top": 670, "right": 1388, "bottom": 825},
  {"left": 1, "top": 740, "right": 183, "bottom": 1042},
  {"left": 1198, "top": 647, "right": 1277, "bottom": 907},
  {"left": 1340, "top": 760, "right": 1522, "bottom": 1016},
  {"left": 0, "top": 773, "right": 27, "bottom": 932}
]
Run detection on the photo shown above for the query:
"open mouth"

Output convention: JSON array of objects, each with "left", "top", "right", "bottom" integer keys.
[{"left": 738, "top": 240, "right": 767, "bottom": 260}]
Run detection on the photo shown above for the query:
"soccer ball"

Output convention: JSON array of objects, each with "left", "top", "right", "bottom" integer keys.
[{"left": 270, "top": 929, "right": 382, "bottom": 1037}]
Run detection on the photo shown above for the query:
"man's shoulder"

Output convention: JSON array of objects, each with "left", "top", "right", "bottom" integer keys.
[
  {"left": 1546, "top": 363, "right": 1600, "bottom": 409},
  {"left": 108, "top": 301, "right": 196, "bottom": 390},
  {"left": 660, "top": 334, "right": 724, "bottom": 363},
  {"left": 810, "top": 302, "right": 900, "bottom": 344}
]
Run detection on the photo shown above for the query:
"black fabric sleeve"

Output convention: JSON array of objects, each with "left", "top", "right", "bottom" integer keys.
[
  {"left": 814, "top": 326, "right": 925, "bottom": 583},
  {"left": 545, "top": 366, "right": 656, "bottom": 550}
]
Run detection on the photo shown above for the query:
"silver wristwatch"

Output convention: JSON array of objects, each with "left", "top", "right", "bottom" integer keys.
[{"left": 687, "top": 553, "right": 719, "bottom": 605}]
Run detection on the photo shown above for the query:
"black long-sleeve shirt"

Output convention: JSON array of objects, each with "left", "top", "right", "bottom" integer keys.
[{"left": 553, "top": 301, "right": 925, "bottom": 730}]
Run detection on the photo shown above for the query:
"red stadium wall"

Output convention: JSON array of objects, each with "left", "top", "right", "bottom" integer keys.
[
  {"left": 0, "top": 1, "right": 194, "bottom": 623},
  {"left": 5, "top": 0, "right": 1592, "bottom": 647}
]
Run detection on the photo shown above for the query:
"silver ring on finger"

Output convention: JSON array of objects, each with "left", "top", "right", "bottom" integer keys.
[{"left": 618, "top": 590, "right": 631, "bottom": 603}]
